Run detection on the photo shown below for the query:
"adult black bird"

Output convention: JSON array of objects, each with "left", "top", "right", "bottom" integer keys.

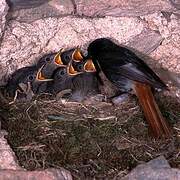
[
  {"left": 6, "top": 65, "right": 52, "bottom": 103},
  {"left": 87, "top": 38, "right": 171, "bottom": 138}
]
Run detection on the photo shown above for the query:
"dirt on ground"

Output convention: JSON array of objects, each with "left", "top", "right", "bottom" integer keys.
[{"left": 0, "top": 89, "right": 179, "bottom": 179}]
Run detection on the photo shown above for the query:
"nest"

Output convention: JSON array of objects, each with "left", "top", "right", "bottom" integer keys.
[{"left": 0, "top": 90, "right": 179, "bottom": 179}]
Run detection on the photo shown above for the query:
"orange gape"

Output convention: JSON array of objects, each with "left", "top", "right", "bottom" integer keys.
[{"left": 133, "top": 82, "right": 172, "bottom": 138}]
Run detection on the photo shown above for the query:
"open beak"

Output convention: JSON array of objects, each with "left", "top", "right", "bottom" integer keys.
[
  {"left": 67, "top": 62, "right": 82, "bottom": 76},
  {"left": 36, "top": 65, "right": 53, "bottom": 81},
  {"left": 72, "top": 47, "right": 83, "bottom": 62},
  {"left": 54, "top": 48, "right": 66, "bottom": 66},
  {"left": 84, "top": 59, "right": 96, "bottom": 72}
]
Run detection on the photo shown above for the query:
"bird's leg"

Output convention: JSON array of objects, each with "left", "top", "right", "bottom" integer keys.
[
  {"left": 108, "top": 91, "right": 129, "bottom": 105},
  {"left": 111, "top": 93, "right": 130, "bottom": 105}
]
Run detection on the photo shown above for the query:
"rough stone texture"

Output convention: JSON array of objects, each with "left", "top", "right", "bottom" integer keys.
[
  {"left": 169, "top": 0, "right": 180, "bottom": 9},
  {"left": 0, "top": 130, "right": 22, "bottom": 170},
  {"left": 74, "top": 0, "right": 175, "bottom": 17},
  {"left": 7, "top": 0, "right": 49, "bottom": 10},
  {"left": 0, "top": 0, "right": 9, "bottom": 39},
  {"left": 0, "top": 168, "right": 72, "bottom": 180},
  {"left": 8, "top": 0, "right": 74, "bottom": 23},
  {"left": 127, "top": 28, "right": 163, "bottom": 55},
  {"left": 122, "top": 156, "right": 180, "bottom": 180},
  {"left": 0, "top": 1, "right": 179, "bottom": 178},
  {"left": 48, "top": 0, "right": 74, "bottom": 14},
  {"left": 0, "top": 10, "right": 179, "bottom": 94},
  {"left": 0, "top": 16, "right": 144, "bottom": 85},
  {"left": 142, "top": 12, "right": 180, "bottom": 74},
  {"left": 173, "top": 10, "right": 180, "bottom": 18}
]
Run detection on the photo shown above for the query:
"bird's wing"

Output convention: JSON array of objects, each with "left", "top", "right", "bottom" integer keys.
[
  {"left": 108, "top": 62, "right": 165, "bottom": 89},
  {"left": 102, "top": 49, "right": 167, "bottom": 89}
]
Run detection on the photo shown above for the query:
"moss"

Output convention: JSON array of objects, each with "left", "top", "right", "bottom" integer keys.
[{"left": 0, "top": 92, "right": 179, "bottom": 179}]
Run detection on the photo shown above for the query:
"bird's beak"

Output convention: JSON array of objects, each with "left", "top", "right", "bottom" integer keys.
[
  {"left": 84, "top": 59, "right": 96, "bottom": 72},
  {"left": 72, "top": 47, "right": 83, "bottom": 62},
  {"left": 67, "top": 63, "right": 82, "bottom": 76},
  {"left": 54, "top": 48, "right": 66, "bottom": 66},
  {"left": 36, "top": 65, "right": 53, "bottom": 81}
]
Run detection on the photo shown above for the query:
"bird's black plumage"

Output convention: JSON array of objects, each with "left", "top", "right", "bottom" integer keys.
[
  {"left": 47, "top": 59, "right": 99, "bottom": 101},
  {"left": 36, "top": 53, "right": 56, "bottom": 68},
  {"left": 61, "top": 48, "right": 77, "bottom": 65},
  {"left": 6, "top": 65, "right": 48, "bottom": 99},
  {"left": 87, "top": 38, "right": 167, "bottom": 91},
  {"left": 36, "top": 48, "right": 83, "bottom": 79},
  {"left": 46, "top": 67, "right": 72, "bottom": 94}
]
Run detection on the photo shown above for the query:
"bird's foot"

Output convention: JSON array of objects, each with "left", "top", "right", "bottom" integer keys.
[{"left": 110, "top": 93, "right": 129, "bottom": 105}]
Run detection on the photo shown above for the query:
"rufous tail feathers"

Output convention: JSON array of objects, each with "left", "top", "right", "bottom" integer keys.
[{"left": 133, "top": 82, "right": 172, "bottom": 138}]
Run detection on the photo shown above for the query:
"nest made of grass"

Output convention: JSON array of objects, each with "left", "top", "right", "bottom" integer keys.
[{"left": 0, "top": 91, "right": 180, "bottom": 179}]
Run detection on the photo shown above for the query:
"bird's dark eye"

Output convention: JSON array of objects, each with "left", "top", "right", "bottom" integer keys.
[
  {"left": 64, "top": 55, "right": 70, "bottom": 61},
  {"left": 58, "top": 70, "right": 66, "bottom": 76},
  {"left": 45, "top": 57, "right": 51, "bottom": 62},
  {"left": 60, "top": 71, "right": 65, "bottom": 75},
  {"left": 28, "top": 75, "right": 35, "bottom": 81},
  {"left": 78, "top": 64, "right": 83, "bottom": 71}
]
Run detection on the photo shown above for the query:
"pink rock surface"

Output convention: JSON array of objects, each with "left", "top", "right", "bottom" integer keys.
[
  {"left": 0, "top": 16, "right": 144, "bottom": 85},
  {"left": 0, "top": 0, "right": 9, "bottom": 38},
  {"left": 0, "top": 168, "right": 72, "bottom": 180},
  {"left": 74, "top": 0, "right": 175, "bottom": 17},
  {"left": 0, "top": 131, "right": 22, "bottom": 170}
]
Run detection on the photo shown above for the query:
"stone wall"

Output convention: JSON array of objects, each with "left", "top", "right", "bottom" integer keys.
[{"left": 0, "top": 0, "right": 179, "bottom": 90}]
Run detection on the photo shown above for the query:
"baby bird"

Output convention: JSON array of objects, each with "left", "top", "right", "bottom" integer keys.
[{"left": 6, "top": 65, "right": 52, "bottom": 103}]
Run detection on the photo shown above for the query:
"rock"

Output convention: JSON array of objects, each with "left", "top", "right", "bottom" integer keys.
[
  {"left": 173, "top": 10, "right": 180, "bottom": 18},
  {"left": 0, "top": 0, "right": 9, "bottom": 40},
  {"left": 48, "top": 0, "right": 74, "bottom": 15},
  {"left": 0, "top": 130, "right": 22, "bottom": 170},
  {"left": 169, "top": 0, "right": 180, "bottom": 10},
  {"left": 8, "top": 0, "right": 74, "bottom": 23},
  {"left": 0, "top": 16, "right": 144, "bottom": 85},
  {"left": 0, "top": 9, "right": 179, "bottom": 91},
  {"left": 145, "top": 156, "right": 170, "bottom": 168},
  {"left": 0, "top": 168, "right": 72, "bottom": 180},
  {"left": 143, "top": 12, "right": 180, "bottom": 74},
  {"left": 127, "top": 29, "right": 163, "bottom": 55},
  {"left": 74, "top": 0, "right": 175, "bottom": 17},
  {"left": 7, "top": 0, "right": 49, "bottom": 10},
  {"left": 122, "top": 156, "right": 180, "bottom": 180}
]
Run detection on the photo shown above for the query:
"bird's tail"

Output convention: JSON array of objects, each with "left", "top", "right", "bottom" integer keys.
[{"left": 133, "top": 82, "right": 172, "bottom": 138}]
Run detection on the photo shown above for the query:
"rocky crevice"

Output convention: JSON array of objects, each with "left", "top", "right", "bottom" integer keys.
[{"left": 0, "top": 0, "right": 180, "bottom": 179}]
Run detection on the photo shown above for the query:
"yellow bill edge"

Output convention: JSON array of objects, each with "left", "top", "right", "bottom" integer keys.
[
  {"left": 67, "top": 62, "right": 82, "bottom": 76},
  {"left": 54, "top": 48, "right": 66, "bottom": 66},
  {"left": 72, "top": 47, "right": 83, "bottom": 62},
  {"left": 36, "top": 65, "right": 53, "bottom": 81},
  {"left": 84, "top": 59, "right": 96, "bottom": 72}
]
